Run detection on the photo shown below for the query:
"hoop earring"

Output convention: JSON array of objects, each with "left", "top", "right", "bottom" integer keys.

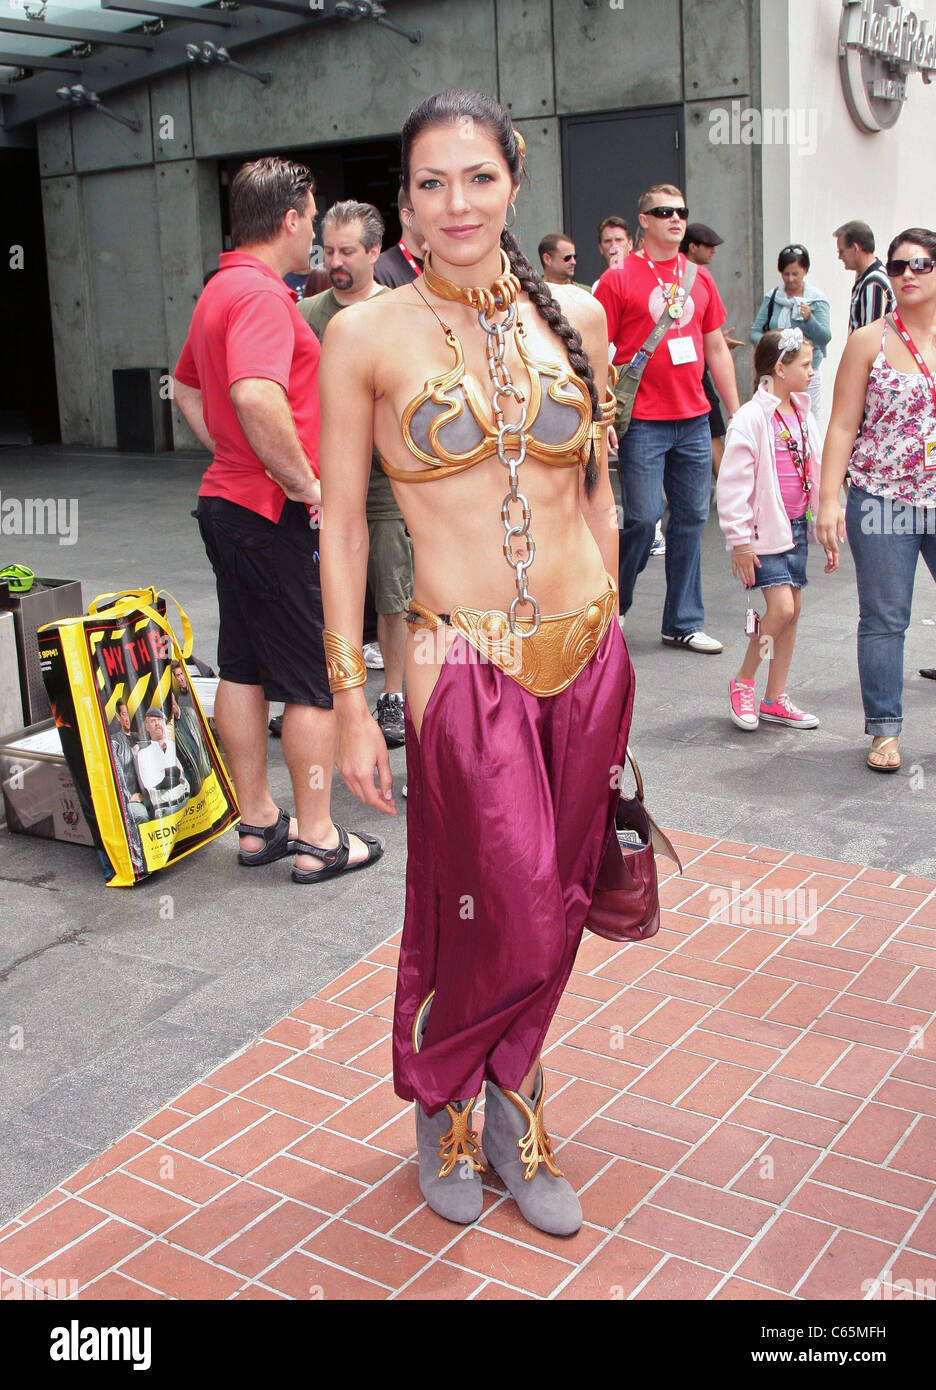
[{"left": 504, "top": 203, "right": 517, "bottom": 230}]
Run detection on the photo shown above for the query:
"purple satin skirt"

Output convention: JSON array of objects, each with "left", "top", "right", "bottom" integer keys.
[{"left": 393, "top": 619, "right": 635, "bottom": 1114}]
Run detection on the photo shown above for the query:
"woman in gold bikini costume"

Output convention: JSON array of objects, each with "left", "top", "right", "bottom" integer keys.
[{"left": 318, "top": 90, "right": 635, "bottom": 1237}]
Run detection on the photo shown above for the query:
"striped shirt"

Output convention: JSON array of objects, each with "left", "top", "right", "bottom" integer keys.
[{"left": 848, "top": 259, "right": 896, "bottom": 334}]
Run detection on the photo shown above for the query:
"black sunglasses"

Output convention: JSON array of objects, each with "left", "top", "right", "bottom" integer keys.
[
  {"left": 646, "top": 205, "right": 689, "bottom": 220},
  {"left": 561, "top": 252, "right": 576, "bottom": 262},
  {"left": 886, "top": 256, "right": 935, "bottom": 277}
]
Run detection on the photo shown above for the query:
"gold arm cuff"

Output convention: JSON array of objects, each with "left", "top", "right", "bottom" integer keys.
[
  {"left": 607, "top": 363, "right": 619, "bottom": 390},
  {"left": 323, "top": 629, "right": 367, "bottom": 692},
  {"left": 600, "top": 386, "right": 617, "bottom": 425}
]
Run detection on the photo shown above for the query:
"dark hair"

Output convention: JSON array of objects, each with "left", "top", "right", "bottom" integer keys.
[
  {"left": 230, "top": 156, "right": 315, "bottom": 247},
  {"left": 834, "top": 220, "right": 875, "bottom": 253},
  {"left": 778, "top": 243, "right": 810, "bottom": 272},
  {"left": 401, "top": 89, "right": 601, "bottom": 495},
  {"left": 323, "top": 199, "right": 385, "bottom": 253},
  {"left": 538, "top": 232, "right": 574, "bottom": 264},
  {"left": 598, "top": 215, "right": 630, "bottom": 239},
  {"left": 753, "top": 329, "right": 807, "bottom": 386},
  {"left": 397, "top": 183, "right": 414, "bottom": 214},
  {"left": 887, "top": 226, "right": 936, "bottom": 263},
  {"left": 116, "top": 700, "right": 128, "bottom": 713}
]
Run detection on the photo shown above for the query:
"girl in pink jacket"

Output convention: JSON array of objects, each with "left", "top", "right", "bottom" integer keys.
[{"left": 716, "top": 328, "right": 827, "bottom": 731}]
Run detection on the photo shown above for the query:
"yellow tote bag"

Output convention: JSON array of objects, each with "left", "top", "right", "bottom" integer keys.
[{"left": 38, "top": 587, "right": 239, "bottom": 886}]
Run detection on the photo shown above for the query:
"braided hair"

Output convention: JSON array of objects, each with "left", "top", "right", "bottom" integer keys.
[{"left": 401, "top": 89, "right": 602, "bottom": 496}]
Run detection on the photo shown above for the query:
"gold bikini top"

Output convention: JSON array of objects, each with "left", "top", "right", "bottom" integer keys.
[{"left": 380, "top": 309, "right": 615, "bottom": 485}]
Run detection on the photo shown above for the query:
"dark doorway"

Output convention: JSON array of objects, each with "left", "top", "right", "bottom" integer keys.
[
  {"left": 561, "top": 106, "right": 685, "bottom": 286},
  {"left": 0, "top": 148, "right": 60, "bottom": 444},
  {"left": 219, "top": 135, "right": 403, "bottom": 278}
]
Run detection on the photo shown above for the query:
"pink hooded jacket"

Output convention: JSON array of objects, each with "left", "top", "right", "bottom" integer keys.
[{"left": 716, "top": 385, "right": 824, "bottom": 555}]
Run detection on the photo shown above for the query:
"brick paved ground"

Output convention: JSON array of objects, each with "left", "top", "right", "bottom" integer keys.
[{"left": 1, "top": 833, "right": 934, "bottom": 1302}]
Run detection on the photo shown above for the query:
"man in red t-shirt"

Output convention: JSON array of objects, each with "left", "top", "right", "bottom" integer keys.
[
  {"left": 173, "top": 156, "right": 382, "bottom": 882},
  {"left": 595, "top": 184, "right": 741, "bottom": 653}
]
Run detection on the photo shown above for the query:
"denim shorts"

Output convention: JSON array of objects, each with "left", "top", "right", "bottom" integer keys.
[{"left": 750, "top": 516, "right": 809, "bottom": 590}]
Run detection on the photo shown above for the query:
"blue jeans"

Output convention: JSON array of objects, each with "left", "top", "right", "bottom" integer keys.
[
  {"left": 616, "top": 413, "right": 712, "bottom": 635},
  {"left": 845, "top": 484, "right": 936, "bottom": 735}
]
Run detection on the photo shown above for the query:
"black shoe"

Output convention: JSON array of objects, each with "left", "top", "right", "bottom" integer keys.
[
  {"left": 375, "top": 692, "right": 405, "bottom": 747},
  {"left": 269, "top": 714, "right": 283, "bottom": 737},
  {"left": 920, "top": 669, "right": 936, "bottom": 681}
]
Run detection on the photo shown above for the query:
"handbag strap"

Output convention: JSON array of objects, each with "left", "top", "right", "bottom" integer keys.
[
  {"left": 765, "top": 286, "right": 778, "bottom": 329},
  {"left": 625, "top": 744, "right": 645, "bottom": 802},
  {"left": 622, "top": 259, "right": 698, "bottom": 382}
]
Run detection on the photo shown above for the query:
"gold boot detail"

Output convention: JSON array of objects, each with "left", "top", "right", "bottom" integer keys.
[
  {"left": 503, "top": 1073, "right": 563, "bottom": 1181},
  {"left": 437, "top": 1098, "right": 486, "bottom": 1178}
]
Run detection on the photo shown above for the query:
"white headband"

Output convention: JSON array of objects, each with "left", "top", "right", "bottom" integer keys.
[{"left": 778, "top": 327, "right": 804, "bottom": 354}]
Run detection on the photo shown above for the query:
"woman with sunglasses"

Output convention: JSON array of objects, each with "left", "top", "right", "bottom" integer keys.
[
  {"left": 817, "top": 228, "right": 936, "bottom": 773},
  {"left": 750, "top": 244, "right": 832, "bottom": 417}
]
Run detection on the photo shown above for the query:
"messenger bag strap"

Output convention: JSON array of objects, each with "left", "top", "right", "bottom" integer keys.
[{"left": 621, "top": 258, "right": 698, "bottom": 383}]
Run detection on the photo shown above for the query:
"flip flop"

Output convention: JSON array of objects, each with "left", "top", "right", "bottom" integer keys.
[
  {"left": 237, "top": 807, "right": 298, "bottom": 865},
  {"left": 291, "top": 825, "right": 383, "bottom": 884},
  {"left": 867, "top": 737, "right": 900, "bottom": 773}
]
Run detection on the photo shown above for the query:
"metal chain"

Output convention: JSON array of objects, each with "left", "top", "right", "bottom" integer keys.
[{"left": 478, "top": 301, "right": 539, "bottom": 636}]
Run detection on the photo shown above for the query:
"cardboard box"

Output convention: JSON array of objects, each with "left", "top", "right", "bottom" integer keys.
[{"left": 0, "top": 720, "right": 94, "bottom": 847}]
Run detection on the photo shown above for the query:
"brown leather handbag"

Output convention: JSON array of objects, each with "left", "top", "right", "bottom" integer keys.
[{"left": 585, "top": 746, "right": 682, "bottom": 942}]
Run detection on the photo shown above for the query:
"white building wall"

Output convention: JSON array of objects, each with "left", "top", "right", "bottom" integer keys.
[{"left": 758, "top": 0, "right": 935, "bottom": 419}]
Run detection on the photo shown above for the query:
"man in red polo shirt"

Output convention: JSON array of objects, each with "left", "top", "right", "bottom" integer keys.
[{"left": 172, "top": 156, "right": 382, "bottom": 883}]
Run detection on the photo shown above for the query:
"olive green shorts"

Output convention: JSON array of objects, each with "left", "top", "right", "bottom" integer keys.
[{"left": 367, "top": 518, "right": 414, "bottom": 615}]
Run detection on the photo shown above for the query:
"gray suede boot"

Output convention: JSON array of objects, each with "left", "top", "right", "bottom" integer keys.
[
  {"left": 415, "top": 1097, "right": 485, "bottom": 1224},
  {"left": 412, "top": 992, "right": 485, "bottom": 1225},
  {"left": 482, "top": 1065, "right": 582, "bottom": 1237}
]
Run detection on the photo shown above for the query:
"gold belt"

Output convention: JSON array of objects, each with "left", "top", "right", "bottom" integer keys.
[{"left": 407, "top": 575, "right": 617, "bottom": 697}]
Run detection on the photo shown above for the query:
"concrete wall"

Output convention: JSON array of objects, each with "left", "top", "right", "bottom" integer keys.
[
  {"left": 760, "top": 0, "right": 936, "bottom": 420},
  {"left": 36, "top": 0, "right": 761, "bottom": 446}
]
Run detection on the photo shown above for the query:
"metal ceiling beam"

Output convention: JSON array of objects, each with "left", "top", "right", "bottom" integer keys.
[
  {"left": 228, "top": 0, "right": 311, "bottom": 13},
  {"left": 2, "top": 9, "right": 305, "bottom": 127},
  {"left": 0, "top": 18, "right": 155, "bottom": 50},
  {"left": 100, "top": 0, "right": 237, "bottom": 27},
  {"left": 0, "top": 0, "right": 409, "bottom": 130},
  {"left": 0, "top": 50, "right": 84, "bottom": 72}
]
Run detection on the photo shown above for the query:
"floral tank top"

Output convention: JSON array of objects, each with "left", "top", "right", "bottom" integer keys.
[{"left": 848, "top": 323, "right": 936, "bottom": 506}]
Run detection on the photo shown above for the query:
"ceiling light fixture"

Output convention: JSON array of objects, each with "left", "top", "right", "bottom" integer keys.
[
  {"left": 55, "top": 83, "right": 142, "bottom": 131},
  {"left": 335, "top": 1, "right": 421, "bottom": 45},
  {"left": 184, "top": 40, "right": 271, "bottom": 84}
]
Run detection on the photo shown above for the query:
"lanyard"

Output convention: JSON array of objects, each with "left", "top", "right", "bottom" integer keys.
[
  {"left": 774, "top": 402, "right": 813, "bottom": 516},
  {"left": 640, "top": 249, "right": 686, "bottom": 325},
  {"left": 891, "top": 311, "right": 936, "bottom": 412},
  {"left": 397, "top": 239, "right": 423, "bottom": 276}
]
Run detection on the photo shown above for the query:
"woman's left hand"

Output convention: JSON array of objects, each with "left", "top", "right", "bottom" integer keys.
[{"left": 799, "top": 302, "right": 812, "bottom": 322}]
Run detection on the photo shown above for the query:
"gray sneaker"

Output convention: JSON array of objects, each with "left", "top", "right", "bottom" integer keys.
[{"left": 375, "top": 692, "right": 405, "bottom": 747}]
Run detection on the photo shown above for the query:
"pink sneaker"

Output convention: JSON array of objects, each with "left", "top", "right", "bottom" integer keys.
[
  {"left": 729, "top": 677, "right": 758, "bottom": 730},
  {"left": 759, "top": 693, "right": 819, "bottom": 729}
]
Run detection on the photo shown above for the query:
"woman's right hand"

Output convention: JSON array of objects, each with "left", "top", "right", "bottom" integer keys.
[
  {"left": 816, "top": 497, "right": 845, "bottom": 572},
  {"left": 334, "top": 695, "right": 396, "bottom": 814},
  {"left": 731, "top": 547, "right": 761, "bottom": 587}
]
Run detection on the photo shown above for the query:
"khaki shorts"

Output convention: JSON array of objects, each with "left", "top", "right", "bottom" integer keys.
[{"left": 367, "top": 518, "right": 414, "bottom": 615}]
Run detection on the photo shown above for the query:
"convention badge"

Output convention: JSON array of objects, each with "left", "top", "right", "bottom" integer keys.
[
  {"left": 924, "top": 435, "right": 936, "bottom": 472},
  {"left": 668, "top": 336, "right": 697, "bottom": 365}
]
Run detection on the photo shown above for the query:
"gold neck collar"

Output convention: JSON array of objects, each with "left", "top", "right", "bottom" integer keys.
[{"left": 422, "top": 249, "right": 521, "bottom": 316}]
